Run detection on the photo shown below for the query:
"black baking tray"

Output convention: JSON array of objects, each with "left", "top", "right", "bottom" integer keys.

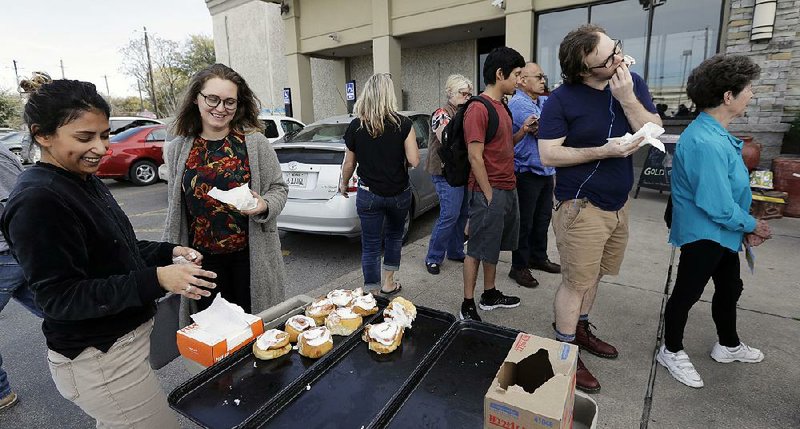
[
  {"left": 168, "top": 300, "right": 386, "bottom": 429},
  {"left": 374, "top": 320, "right": 520, "bottom": 429},
  {"left": 245, "top": 305, "right": 457, "bottom": 429}
]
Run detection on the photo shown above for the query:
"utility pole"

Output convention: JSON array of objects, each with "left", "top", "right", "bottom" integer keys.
[
  {"left": 12, "top": 60, "right": 21, "bottom": 97},
  {"left": 103, "top": 75, "right": 110, "bottom": 96},
  {"left": 60, "top": 59, "right": 65, "bottom": 79},
  {"left": 137, "top": 80, "right": 145, "bottom": 111},
  {"left": 143, "top": 26, "right": 159, "bottom": 117}
]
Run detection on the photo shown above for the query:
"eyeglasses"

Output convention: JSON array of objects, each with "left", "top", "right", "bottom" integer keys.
[
  {"left": 199, "top": 92, "right": 238, "bottom": 110},
  {"left": 522, "top": 74, "right": 548, "bottom": 81},
  {"left": 590, "top": 40, "right": 623, "bottom": 69},
  {"left": 458, "top": 90, "right": 473, "bottom": 97}
]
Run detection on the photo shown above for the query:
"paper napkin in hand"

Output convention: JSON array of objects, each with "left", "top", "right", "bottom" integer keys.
[
  {"left": 607, "top": 122, "right": 666, "bottom": 153},
  {"left": 207, "top": 183, "right": 259, "bottom": 211}
]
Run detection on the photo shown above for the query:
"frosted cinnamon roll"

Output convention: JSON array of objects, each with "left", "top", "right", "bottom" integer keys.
[
  {"left": 297, "top": 326, "right": 334, "bottom": 359},
  {"left": 350, "top": 293, "right": 378, "bottom": 316},
  {"left": 383, "top": 297, "right": 416, "bottom": 329},
  {"left": 253, "top": 329, "right": 292, "bottom": 360},
  {"left": 325, "top": 307, "right": 363, "bottom": 336},
  {"left": 305, "top": 297, "right": 335, "bottom": 325},
  {"left": 285, "top": 315, "right": 317, "bottom": 343},
  {"left": 362, "top": 322, "right": 404, "bottom": 354},
  {"left": 327, "top": 289, "right": 354, "bottom": 307}
]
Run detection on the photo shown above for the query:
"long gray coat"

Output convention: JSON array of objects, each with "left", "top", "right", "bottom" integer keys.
[{"left": 161, "top": 132, "right": 288, "bottom": 327}]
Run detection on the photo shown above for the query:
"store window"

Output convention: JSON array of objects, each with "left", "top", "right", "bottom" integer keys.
[
  {"left": 477, "top": 36, "right": 506, "bottom": 93},
  {"left": 535, "top": 0, "right": 723, "bottom": 119}
]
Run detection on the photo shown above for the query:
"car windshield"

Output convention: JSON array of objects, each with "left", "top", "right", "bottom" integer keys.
[
  {"left": 111, "top": 127, "right": 144, "bottom": 142},
  {"left": 283, "top": 123, "right": 350, "bottom": 144},
  {"left": 0, "top": 132, "right": 24, "bottom": 144}
]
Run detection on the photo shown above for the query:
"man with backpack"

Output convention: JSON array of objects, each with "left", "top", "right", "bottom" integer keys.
[
  {"left": 457, "top": 47, "right": 537, "bottom": 321},
  {"left": 538, "top": 25, "right": 661, "bottom": 392}
]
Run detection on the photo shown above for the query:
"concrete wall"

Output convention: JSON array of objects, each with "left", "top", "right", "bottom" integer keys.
[
  {"left": 400, "top": 40, "right": 477, "bottom": 113},
  {"left": 725, "top": 0, "right": 798, "bottom": 164},
  {"left": 212, "top": 1, "right": 289, "bottom": 115}
]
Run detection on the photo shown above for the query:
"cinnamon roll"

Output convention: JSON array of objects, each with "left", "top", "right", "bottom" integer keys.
[
  {"left": 252, "top": 329, "right": 292, "bottom": 360},
  {"left": 383, "top": 297, "right": 416, "bottom": 329},
  {"left": 284, "top": 314, "right": 317, "bottom": 343},
  {"left": 325, "top": 307, "right": 363, "bottom": 336},
  {"left": 297, "top": 326, "right": 334, "bottom": 359},
  {"left": 349, "top": 293, "right": 378, "bottom": 316},
  {"left": 362, "top": 322, "right": 404, "bottom": 354},
  {"left": 305, "top": 297, "right": 335, "bottom": 325}
]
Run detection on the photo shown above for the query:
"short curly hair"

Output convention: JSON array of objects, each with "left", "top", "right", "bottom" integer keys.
[
  {"left": 686, "top": 55, "right": 760, "bottom": 110},
  {"left": 559, "top": 24, "right": 605, "bottom": 85}
]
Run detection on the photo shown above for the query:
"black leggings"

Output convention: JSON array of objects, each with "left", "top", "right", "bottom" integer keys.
[
  {"left": 196, "top": 248, "right": 252, "bottom": 313},
  {"left": 664, "top": 240, "right": 743, "bottom": 353}
]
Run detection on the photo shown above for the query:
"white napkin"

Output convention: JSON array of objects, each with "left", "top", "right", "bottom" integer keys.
[
  {"left": 608, "top": 122, "right": 666, "bottom": 153},
  {"left": 190, "top": 295, "right": 253, "bottom": 349},
  {"left": 207, "top": 183, "right": 259, "bottom": 211}
]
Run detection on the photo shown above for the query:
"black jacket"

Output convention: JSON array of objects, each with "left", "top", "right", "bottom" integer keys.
[{"left": 1, "top": 163, "right": 175, "bottom": 359}]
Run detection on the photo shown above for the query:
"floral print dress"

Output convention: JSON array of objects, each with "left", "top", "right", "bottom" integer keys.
[{"left": 182, "top": 131, "right": 251, "bottom": 254}]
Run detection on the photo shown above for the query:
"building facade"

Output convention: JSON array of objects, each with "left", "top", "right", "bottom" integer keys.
[{"left": 205, "top": 0, "right": 798, "bottom": 164}]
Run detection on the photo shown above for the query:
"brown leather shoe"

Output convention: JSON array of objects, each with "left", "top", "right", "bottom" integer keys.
[
  {"left": 508, "top": 267, "right": 539, "bottom": 288},
  {"left": 529, "top": 259, "right": 562, "bottom": 273},
  {"left": 576, "top": 356, "right": 601, "bottom": 393},
  {"left": 575, "top": 320, "right": 618, "bottom": 359}
]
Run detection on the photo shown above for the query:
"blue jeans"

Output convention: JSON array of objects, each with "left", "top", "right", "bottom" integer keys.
[
  {"left": 0, "top": 252, "right": 43, "bottom": 398},
  {"left": 356, "top": 187, "right": 412, "bottom": 290},
  {"left": 426, "top": 175, "right": 468, "bottom": 264}
]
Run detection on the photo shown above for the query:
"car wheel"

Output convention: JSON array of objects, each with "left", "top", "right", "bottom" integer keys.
[
  {"left": 130, "top": 160, "right": 158, "bottom": 186},
  {"left": 402, "top": 201, "right": 414, "bottom": 245}
]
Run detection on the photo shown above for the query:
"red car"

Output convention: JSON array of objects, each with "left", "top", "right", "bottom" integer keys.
[{"left": 97, "top": 125, "right": 166, "bottom": 186}]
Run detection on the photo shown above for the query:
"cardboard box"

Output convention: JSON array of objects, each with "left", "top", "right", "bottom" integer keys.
[
  {"left": 485, "top": 333, "right": 579, "bottom": 429},
  {"left": 176, "top": 314, "right": 264, "bottom": 367}
]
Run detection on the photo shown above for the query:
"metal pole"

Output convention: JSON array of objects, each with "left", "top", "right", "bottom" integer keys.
[
  {"left": 643, "top": 0, "right": 656, "bottom": 82},
  {"left": 104, "top": 75, "right": 110, "bottom": 96},
  {"left": 12, "top": 60, "right": 21, "bottom": 96},
  {"left": 60, "top": 59, "right": 65, "bottom": 79},
  {"left": 137, "top": 80, "right": 145, "bottom": 111},
  {"left": 143, "top": 26, "right": 159, "bottom": 117}
]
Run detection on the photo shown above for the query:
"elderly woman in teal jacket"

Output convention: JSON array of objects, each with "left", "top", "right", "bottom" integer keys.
[{"left": 657, "top": 55, "right": 772, "bottom": 389}]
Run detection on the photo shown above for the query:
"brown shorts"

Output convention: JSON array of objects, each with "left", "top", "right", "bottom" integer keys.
[{"left": 552, "top": 199, "right": 629, "bottom": 291}]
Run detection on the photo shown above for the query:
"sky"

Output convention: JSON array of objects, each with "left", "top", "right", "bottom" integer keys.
[{"left": 0, "top": 0, "right": 213, "bottom": 98}]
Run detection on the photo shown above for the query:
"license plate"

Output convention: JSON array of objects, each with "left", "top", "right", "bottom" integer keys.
[{"left": 284, "top": 172, "right": 307, "bottom": 188}]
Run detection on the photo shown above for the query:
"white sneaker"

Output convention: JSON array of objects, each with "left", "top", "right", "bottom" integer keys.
[
  {"left": 657, "top": 345, "right": 704, "bottom": 388},
  {"left": 710, "top": 342, "right": 764, "bottom": 363}
]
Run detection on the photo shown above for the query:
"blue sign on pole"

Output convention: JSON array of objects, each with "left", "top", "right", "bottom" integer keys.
[
  {"left": 283, "top": 88, "right": 291, "bottom": 105},
  {"left": 345, "top": 82, "right": 355, "bottom": 101}
]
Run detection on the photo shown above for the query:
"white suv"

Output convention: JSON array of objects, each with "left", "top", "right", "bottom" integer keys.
[{"left": 259, "top": 115, "right": 305, "bottom": 143}]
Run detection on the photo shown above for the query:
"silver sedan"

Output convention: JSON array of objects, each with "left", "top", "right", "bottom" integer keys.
[{"left": 273, "top": 112, "right": 439, "bottom": 242}]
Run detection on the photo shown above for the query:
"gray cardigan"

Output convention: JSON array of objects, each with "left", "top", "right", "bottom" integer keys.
[{"left": 161, "top": 132, "right": 288, "bottom": 327}]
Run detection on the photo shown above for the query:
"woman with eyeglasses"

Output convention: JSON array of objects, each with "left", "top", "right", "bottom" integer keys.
[
  {"left": 423, "top": 74, "right": 474, "bottom": 275},
  {"left": 163, "top": 63, "right": 288, "bottom": 320},
  {"left": 340, "top": 73, "right": 419, "bottom": 294}
]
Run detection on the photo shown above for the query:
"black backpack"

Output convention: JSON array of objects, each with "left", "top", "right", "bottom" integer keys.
[{"left": 439, "top": 96, "right": 511, "bottom": 187}]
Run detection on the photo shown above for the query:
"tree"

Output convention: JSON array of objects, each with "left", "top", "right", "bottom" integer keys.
[
  {"left": 181, "top": 35, "right": 216, "bottom": 74},
  {"left": 119, "top": 34, "right": 215, "bottom": 118},
  {"left": 109, "top": 96, "right": 151, "bottom": 116},
  {"left": 0, "top": 89, "right": 23, "bottom": 128}
]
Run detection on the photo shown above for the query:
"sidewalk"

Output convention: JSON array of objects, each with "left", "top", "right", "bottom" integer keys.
[{"left": 307, "top": 191, "right": 800, "bottom": 428}]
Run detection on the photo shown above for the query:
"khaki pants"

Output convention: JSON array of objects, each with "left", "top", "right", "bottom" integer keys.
[
  {"left": 47, "top": 319, "right": 179, "bottom": 429},
  {"left": 552, "top": 199, "right": 629, "bottom": 291}
]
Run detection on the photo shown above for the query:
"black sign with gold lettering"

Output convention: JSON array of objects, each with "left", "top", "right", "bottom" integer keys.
[{"left": 634, "top": 134, "right": 678, "bottom": 198}]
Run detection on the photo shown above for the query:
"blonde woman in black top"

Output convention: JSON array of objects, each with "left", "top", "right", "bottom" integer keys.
[{"left": 340, "top": 73, "right": 419, "bottom": 294}]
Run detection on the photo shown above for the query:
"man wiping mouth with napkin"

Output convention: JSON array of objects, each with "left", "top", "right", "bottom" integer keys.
[{"left": 537, "top": 24, "right": 663, "bottom": 393}]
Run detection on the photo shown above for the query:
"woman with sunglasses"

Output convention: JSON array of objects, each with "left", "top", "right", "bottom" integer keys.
[
  {"left": 424, "top": 74, "right": 473, "bottom": 275},
  {"left": 163, "top": 63, "right": 288, "bottom": 320}
]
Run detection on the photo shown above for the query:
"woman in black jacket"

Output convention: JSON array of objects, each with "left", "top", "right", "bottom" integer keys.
[{"left": 1, "top": 79, "right": 216, "bottom": 428}]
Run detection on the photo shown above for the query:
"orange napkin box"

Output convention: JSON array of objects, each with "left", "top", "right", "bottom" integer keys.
[{"left": 176, "top": 314, "right": 264, "bottom": 367}]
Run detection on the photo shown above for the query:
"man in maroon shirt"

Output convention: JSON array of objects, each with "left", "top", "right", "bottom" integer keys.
[{"left": 460, "top": 47, "right": 537, "bottom": 321}]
